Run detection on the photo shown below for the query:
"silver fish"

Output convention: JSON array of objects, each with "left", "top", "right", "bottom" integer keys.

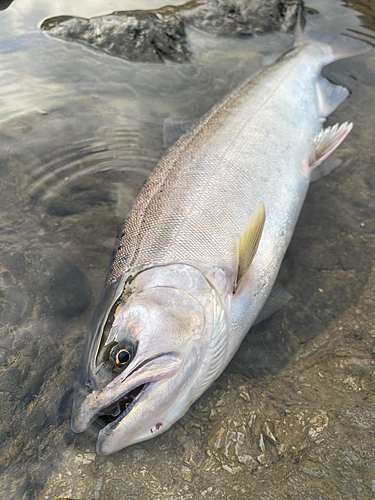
[{"left": 71, "top": 28, "right": 369, "bottom": 455}]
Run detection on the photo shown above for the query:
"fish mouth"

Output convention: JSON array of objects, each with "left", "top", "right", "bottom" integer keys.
[
  {"left": 95, "top": 382, "right": 150, "bottom": 429},
  {"left": 72, "top": 352, "right": 183, "bottom": 435}
]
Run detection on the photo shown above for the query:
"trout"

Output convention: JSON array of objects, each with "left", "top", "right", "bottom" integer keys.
[{"left": 71, "top": 28, "right": 369, "bottom": 454}]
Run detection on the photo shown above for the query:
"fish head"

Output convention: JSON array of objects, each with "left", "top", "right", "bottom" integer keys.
[{"left": 71, "top": 264, "right": 221, "bottom": 455}]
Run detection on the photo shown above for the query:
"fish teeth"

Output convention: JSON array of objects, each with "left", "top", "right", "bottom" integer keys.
[{"left": 111, "top": 403, "right": 121, "bottom": 417}]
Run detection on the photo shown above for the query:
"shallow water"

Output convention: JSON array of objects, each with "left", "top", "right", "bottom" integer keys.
[{"left": 0, "top": 0, "right": 374, "bottom": 499}]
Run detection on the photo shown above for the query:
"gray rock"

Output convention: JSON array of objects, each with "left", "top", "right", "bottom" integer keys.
[
  {"left": 40, "top": 0, "right": 304, "bottom": 63},
  {"left": 0, "top": 0, "right": 13, "bottom": 11},
  {"left": 41, "top": 11, "right": 189, "bottom": 64},
  {"left": 183, "top": 0, "right": 303, "bottom": 37}
]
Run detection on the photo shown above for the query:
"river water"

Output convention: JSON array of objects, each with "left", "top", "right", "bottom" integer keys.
[{"left": 0, "top": 1, "right": 374, "bottom": 499}]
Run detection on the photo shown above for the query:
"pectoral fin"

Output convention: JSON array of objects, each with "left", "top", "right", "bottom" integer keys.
[
  {"left": 309, "top": 122, "right": 352, "bottom": 170},
  {"left": 235, "top": 202, "right": 266, "bottom": 292},
  {"left": 253, "top": 284, "right": 293, "bottom": 325}
]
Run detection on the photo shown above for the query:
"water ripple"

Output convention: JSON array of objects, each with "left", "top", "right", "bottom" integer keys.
[{"left": 23, "top": 128, "right": 159, "bottom": 214}]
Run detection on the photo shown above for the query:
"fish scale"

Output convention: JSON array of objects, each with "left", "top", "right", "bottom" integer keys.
[{"left": 108, "top": 47, "right": 319, "bottom": 288}]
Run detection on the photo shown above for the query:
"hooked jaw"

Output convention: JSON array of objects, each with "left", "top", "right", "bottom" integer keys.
[{"left": 71, "top": 352, "right": 189, "bottom": 455}]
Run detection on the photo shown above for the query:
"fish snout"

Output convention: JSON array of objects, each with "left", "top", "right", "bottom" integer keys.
[
  {"left": 71, "top": 352, "right": 183, "bottom": 437},
  {"left": 96, "top": 351, "right": 200, "bottom": 454}
]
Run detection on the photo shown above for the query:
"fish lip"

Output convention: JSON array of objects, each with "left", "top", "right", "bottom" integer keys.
[{"left": 72, "top": 352, "right": 182, "bottom": 434}]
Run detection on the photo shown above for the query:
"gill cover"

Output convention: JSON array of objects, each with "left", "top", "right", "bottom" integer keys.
[{"left": 71, "top": 272, "right": 130, "bottom": 430}]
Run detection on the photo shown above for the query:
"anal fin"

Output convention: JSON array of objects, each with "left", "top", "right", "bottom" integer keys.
[
  {"left": 235, "top": 202, "right": 266, "bottom": 293},
  {"left": 310, "top": 157, "right": 342, "bottom": 182},
  {"left": 309, "top": 122, "right": 352, "bottom": 170}
]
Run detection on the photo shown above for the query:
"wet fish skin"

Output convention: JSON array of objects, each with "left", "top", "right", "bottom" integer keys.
[{"left": 71, "top": 29, "right": 369, "bottom": 455}]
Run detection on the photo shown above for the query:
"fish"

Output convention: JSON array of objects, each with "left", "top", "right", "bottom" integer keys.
[{"left": 71, "top": 27, "right": 370, "bottom": 455}]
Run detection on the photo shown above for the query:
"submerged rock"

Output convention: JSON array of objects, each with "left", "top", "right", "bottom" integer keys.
[
  {"left": 343, "top": 0, "right": 375, "bottom": 34},
  {"left": 40, "top": 0, "right": 304, "bottom": 63}
]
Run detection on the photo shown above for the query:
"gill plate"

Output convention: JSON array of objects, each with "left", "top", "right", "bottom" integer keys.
[{"left": 195, "top": 286, "right": 228, "bottom": 399}]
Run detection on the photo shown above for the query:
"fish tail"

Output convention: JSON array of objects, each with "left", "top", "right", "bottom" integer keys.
[{"left": 295, "top": 24, "right": 371, "bottom": 63}]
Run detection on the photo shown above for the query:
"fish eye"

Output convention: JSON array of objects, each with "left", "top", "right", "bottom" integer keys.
[
  {"left": 115, "top": 348, "right": 130, "bottom": 366},
  {"left": 108, "top": 344, "right": 134, "bottom": 370}
]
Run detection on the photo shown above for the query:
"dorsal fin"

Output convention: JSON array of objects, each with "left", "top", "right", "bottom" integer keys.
[{"left": 235, "top": 202, "right": 266, "bottom": 292}]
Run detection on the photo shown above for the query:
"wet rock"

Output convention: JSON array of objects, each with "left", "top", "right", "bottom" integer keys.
[
  {"left": 183, "top": 0, "right": 303, "bottom": 37},
  {"left": 40, "top": 0, "right": 304, "bottom": 64},
  {"left": 0, "top": 0, "right": 14, "bottom": 11},
  {"left": 41, "top": 11, "right": 190, "bottom": 64}
]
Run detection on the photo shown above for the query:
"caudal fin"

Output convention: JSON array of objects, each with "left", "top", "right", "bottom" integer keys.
[{"left": 295, "top": 25, "right": 371, "bottom": 63}]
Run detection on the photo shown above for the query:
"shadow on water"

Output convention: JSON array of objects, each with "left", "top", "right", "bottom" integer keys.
[{"left": 0, "top": 0, "right": 374, "bottom": 499}]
